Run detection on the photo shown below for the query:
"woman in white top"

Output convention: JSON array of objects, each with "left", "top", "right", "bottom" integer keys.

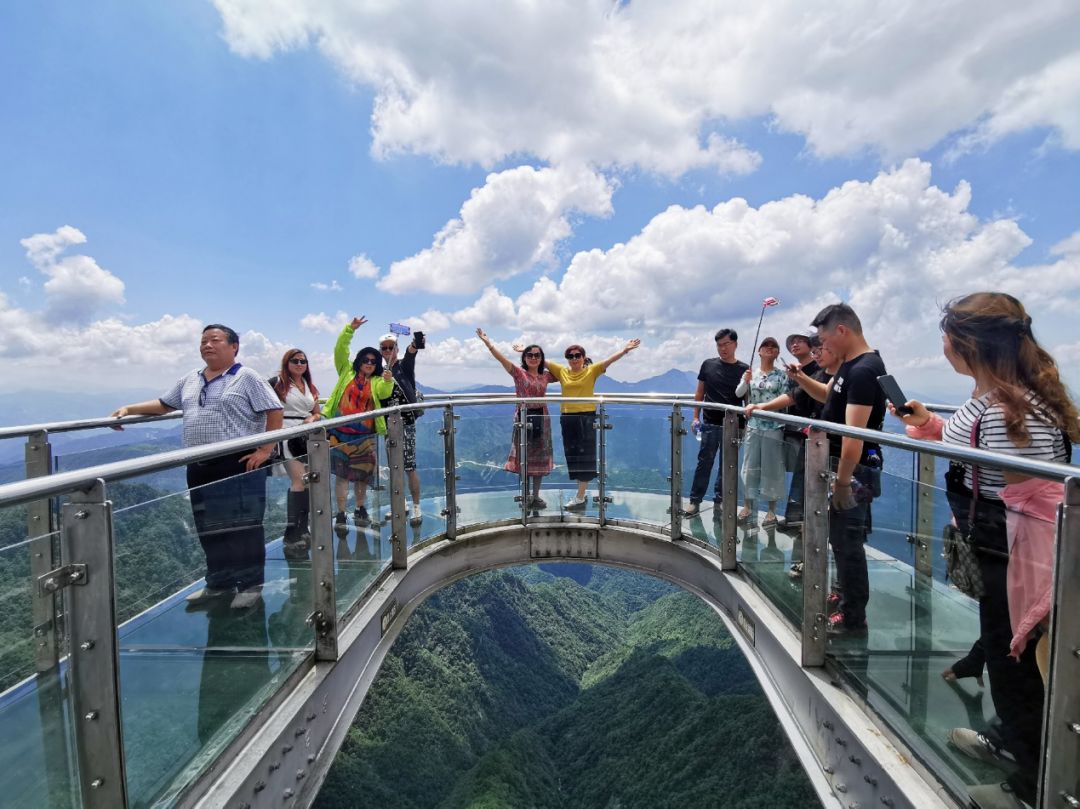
[
  {"left": 893, "top": 292, "right": 1077, "bottom": 808},
  {"left": 272, "top": 348, "right": 321, "bottom": 556}
]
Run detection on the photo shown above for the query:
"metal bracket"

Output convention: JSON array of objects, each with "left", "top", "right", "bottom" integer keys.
[
  {"left": 37, "top": 563, "right": 87, "bottom": 595},
  {"left": 301, "top": 470, "right": 321, "bottom": 484},
  {"left": 305, "top": 611, "right": 333, "bottom": 637}
]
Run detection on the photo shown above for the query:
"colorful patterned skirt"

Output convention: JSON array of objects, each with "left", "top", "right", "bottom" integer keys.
[{"left": 328, "top": 427, "right": 377, "bottom": 483}]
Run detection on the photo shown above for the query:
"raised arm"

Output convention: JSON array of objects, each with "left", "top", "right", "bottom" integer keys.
[
  {"left": 335, "top": 316, "right": 366, "bottom": 374},
  {"left": 597, "top": 338, "right": 641, "bottom": 371},
  {"left": 476, "top": 329, "right": 517, "bottom": 375}
]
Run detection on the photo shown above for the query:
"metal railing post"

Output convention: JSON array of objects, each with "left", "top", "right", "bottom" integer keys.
[
  {"left": 26, "top": 430, "right": 59, "bottom": 671},
  {"left": 305, "top": 429, "right": 338, "bottom": 662},
  {"left": 61, "top": 479, "right": 128, "bottom": 808},
  {"left": 913, "top": 452, "right": 935, "bottom": 579},
  {"left": 670, "top": 406, "right": 684, "bottom": 540},
  {"left": 595, "top": 404, "right": 611, "bottom": 526},
  {"left": 1039, "top": 476, "right": 1080, "bottom": 807},
  {"left": 517, "top": 408, "right": 529, "bottom": 525},
  {"left": 386, "top": 412, "right": 408, "bottom": 570},
  {"left": 801, "top": 428, "right": 830, "bottom": 667},
  {"left": 720, "top": 410, "right": 739, "bottom": 570},
  {"left": 440, "top": 406, "right": 459, "bottom": 540}
]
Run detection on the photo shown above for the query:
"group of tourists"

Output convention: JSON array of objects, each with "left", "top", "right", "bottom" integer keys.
[
  {"left": 108, "top": 294, "right": 1076, "bottom": 809},
  {"left": 685, "top": 294, "right": 1076, "bottom": 809}
]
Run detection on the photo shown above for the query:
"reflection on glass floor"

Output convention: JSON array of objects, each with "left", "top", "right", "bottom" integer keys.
[
  {"left": 0, "top": 489, "right": 1008, "bottom": 807},
  {"left": 684, "top": 512, "right": 1004, "bottom": 798}
]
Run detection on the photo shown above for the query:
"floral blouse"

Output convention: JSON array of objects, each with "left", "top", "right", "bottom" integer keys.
[{"left": 743, "top": 368, "right": 788, "bottom": 431}]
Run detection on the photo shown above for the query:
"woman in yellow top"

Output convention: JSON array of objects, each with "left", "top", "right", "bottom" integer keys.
[{"left": 546, "top": 339, "right": 641, "bottom": 509}]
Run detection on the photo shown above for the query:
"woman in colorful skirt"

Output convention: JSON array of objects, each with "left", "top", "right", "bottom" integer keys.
[
  {"left": 322, "top": 317, "right": 395, "bottom": 525},
  {"left": 477, "top": 329, "right": 556, "bottom": 508}
]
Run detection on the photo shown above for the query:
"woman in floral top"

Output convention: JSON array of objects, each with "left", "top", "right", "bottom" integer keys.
[
  {"left": 477, "top": 329, "right": 556, "bottom": 509},
  {"left": 735, "top": 336, "right": 789, "bottom": 526}
]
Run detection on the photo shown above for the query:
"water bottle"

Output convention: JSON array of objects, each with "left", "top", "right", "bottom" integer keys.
[{"left": 692, "top": 421, "right": 702, "bottom": 442}]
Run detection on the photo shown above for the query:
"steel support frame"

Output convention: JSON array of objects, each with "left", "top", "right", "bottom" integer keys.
[
  {"left": 801, "top": 428, "right": 830, "bottom": 667},
  {"left": 913, "top": 452, "right": 935, "bottom": 579},
  {"left": 385, "top": 413, "right": 409, "bottom": 570},
  {"left": 594, "top": 404, "right": 612, "bottom": 525},
  {"left": 305, "top": 429, "right": 338, "bottom": 661},
  {"left": 720, "top": 410, "right": 739, "bottom": 570},
  {"left": 26, "top": 430, "right": 59, "bottom": 670},
  {"left": 63, "top": 479, "right": 128, "bottom": 809},
  {"left": 517, "top": 407, "right": 529, "bottom": 525},
  {"left": 670, "top": 406, "right": 684, "bottom": 541},
  {"left": 441, "top": 406, "right": 459, "bottom": 540},
  {"left": 1039, "top": 476, "right": 1080, "bottom": 808}
]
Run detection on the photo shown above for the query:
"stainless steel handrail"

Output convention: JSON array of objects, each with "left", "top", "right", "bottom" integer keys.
[{"left": 0, "top": 396, "right": 1076, "bottom": 510}]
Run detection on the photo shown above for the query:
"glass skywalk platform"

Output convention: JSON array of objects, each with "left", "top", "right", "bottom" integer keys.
[{"left": 0, "top": 398, "right": 1075, "bottom": 809}]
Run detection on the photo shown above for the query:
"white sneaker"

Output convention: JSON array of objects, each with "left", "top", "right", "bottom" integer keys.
[
  {"left": 409, "top": 503, "right": 423, "bottom": 524},
  {"left": 566, "top": 494, "right": 588, "bottom": 510},
  {"left": 230, "top": 588, "right": 263, "bottom": 610}
]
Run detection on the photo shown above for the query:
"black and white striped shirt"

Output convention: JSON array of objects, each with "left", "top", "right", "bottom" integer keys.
[{"left": 941, "top": 393, "right": 1068, "bottom": 499}]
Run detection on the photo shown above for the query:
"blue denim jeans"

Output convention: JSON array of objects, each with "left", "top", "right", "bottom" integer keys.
[{"left": 689, "top": 423, "right": 725, "bottom": 504}]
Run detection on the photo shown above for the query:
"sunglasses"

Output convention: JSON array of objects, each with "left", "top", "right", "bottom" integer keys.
[
  {"left": 524, "top": 352, "right": 542, "bottom": 359},
  {"left": 361, "top": 358, "right": 377, "bottom": 365},
  {"left": 289, "top": 357, "right": 308, "bottom": 365},
  {"left": 566, "top": 352, "right": 584, "bottom": 360},
  {"left": 379, "top": 345, "right": 395, "bottom": 352}
]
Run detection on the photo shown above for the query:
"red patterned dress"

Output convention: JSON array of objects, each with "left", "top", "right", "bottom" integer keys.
[{"left": 505, "top": 366, "right": 555, "bottom": 476}]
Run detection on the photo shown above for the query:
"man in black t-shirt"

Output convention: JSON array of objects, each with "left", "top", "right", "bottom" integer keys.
[
  {"left": 685, "top": 328, "right": 750, "bottom": 516},
  {"left": 811, "top": 303, "right": 887, "bottom": 635}
]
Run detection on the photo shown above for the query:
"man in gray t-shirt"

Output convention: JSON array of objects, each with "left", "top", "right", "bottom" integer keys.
[{"left": 112, "top": 324, "right": 283, "bottom": 609}]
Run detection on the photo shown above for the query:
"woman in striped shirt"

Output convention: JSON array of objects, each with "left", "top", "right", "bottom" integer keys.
[{"left": 893, "top": 292, "right": 1077, "bottom": 809}]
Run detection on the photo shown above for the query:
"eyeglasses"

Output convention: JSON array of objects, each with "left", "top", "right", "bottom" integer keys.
[
  {"left": 524, "top": 352, "right": 541, "bottom": 359},
  {"left": 566, "top": 352, "right": 584, "bottom": 360},
  {"left": 289, "top": 357, "right": 308, "bottom": 365}
]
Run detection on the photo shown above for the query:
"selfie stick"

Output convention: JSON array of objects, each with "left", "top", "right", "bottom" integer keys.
[{"left": 748, "top": 296, "right": 780, "bottom": 363}]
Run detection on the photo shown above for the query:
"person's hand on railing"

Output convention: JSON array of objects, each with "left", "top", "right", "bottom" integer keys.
[
  {"left": 109, "top": 406, "right": 130, "bottom": 431},
  {"left": 350, "top": 316, "right": 367, "bottom": 330},
  {"left": 745, "top": 403, "right": 760, "bottom": 417},
  {"left": 888, "top": 399, "right": 931, "bottom": 428}
]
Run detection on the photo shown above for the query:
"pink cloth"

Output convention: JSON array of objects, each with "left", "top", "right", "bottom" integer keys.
[
  {"left": 1000, "top": 477, "right": 1063, "bottom": 658},
  {"left": 905, "top": 413, "right": 945, "bottom": 441}
]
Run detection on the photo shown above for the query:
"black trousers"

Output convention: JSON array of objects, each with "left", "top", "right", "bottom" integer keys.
[
  {"left": 560, "top": 413, "right": 598, "bottom": 482},
  {"left": 186, "top": 452, "right": 267, "bottom": 592},
  {"left": 947, "top": 468, "right": 1044, "bottom": 801},
  {"left": 828, "top": 464, "right": 879, "bottom": 627}
]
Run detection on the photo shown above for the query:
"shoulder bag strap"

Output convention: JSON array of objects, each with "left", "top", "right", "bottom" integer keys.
[{"left": 968, "top": 413, "right": 982, "bottom": 527}]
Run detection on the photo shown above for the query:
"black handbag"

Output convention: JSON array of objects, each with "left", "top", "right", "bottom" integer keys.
[{"left": 942, "top": 417, "right": 986, "bottom": 599}]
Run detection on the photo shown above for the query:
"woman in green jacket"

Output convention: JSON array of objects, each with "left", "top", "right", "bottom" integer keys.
[{"left": 324, "top": 316, "right": 395, "bottom": 525}]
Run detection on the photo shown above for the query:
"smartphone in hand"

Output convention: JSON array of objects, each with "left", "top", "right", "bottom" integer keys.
[
  {"left": 877, "top": 374, "right": 913, "bottom": 416},
  {"left": 413, "top": 331, "right": 426, "bottom": 349}
]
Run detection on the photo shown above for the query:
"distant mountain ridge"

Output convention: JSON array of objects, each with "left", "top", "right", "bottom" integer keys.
[{"left": 429, "top": 367, "right": 699, "bottom": 397}]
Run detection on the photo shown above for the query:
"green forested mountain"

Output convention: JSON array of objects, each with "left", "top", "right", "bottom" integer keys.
[{"left": 315, "top": 566, "right": 820, "bottom": 809}]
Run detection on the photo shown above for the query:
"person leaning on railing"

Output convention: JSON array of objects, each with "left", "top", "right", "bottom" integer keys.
[
  {"left": 734, "top": 336, "right": 788, "bottom": 527},
  {"left": 110, "top": 324, "right": 284, "bottom": 611},
  {"left": 892, "top": 292, "right": 1078, "bottom": 809},
  {"left": 544, "top": 338, "right": 641, "bottom": 510}
]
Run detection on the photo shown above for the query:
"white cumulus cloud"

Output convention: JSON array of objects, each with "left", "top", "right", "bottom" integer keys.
[
  {"left": 19, "top": 226, "right": 125, "bottom": 320},
  {"left": 379, "top": 165, "right": 615, "bottom": 295},
  {"left": 213, "top": 0, "right": 1080, "bottom": 171},
  {"left": 311, "top": 280, "right": 344, "bottom": 292},
  {"left": 300, "top": 311, "right": 349, "bottom": 333},
  {"left": 348, "top": 254, "right": 380, "bottom": 279}
]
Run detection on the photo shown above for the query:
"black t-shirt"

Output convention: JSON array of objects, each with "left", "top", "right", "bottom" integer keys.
[
  {"left": 786, "top": 359, "right": 821, "bottom": 419},
  {"left": 820, "top": 351, "right": 886, "bottom": 460},
  {"left": 698, "top": 358, "right": 750, "bottom": 425}
]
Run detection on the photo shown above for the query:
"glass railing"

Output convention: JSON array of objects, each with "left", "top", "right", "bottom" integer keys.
[{"left": 0, "top": 398, "right": 1074, "bottom": 809}]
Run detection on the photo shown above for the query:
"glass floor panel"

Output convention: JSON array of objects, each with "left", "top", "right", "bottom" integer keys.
[{"left": 0, "top": 491, "right": 1006, "bottom": 806}]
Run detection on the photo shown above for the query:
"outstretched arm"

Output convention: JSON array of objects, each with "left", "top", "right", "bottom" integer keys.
[
  {"left": 109, "top": 399, "right": 175, "bottom": 430},
  {"left": 786, "top": 364, "right": 829, "bottom": 403},
  {"left": 476, "top": 329, "right": 517, "bottom": 375},
  {"left": 597, "top": 338, "right": 641, "bottom": 371}
]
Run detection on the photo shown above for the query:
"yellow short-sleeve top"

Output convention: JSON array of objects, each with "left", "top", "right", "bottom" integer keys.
[{"left": 546, "top": 361, "right": 605, "bottom": 413}]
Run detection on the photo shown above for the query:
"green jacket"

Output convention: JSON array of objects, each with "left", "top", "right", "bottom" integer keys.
[{"left": 322, "top": 323, "right": 394, "bottom": 434}]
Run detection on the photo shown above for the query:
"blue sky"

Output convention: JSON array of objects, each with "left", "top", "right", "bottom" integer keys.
[{"left": 2, "top": 1, "right": 1079, "bottom": 402}]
